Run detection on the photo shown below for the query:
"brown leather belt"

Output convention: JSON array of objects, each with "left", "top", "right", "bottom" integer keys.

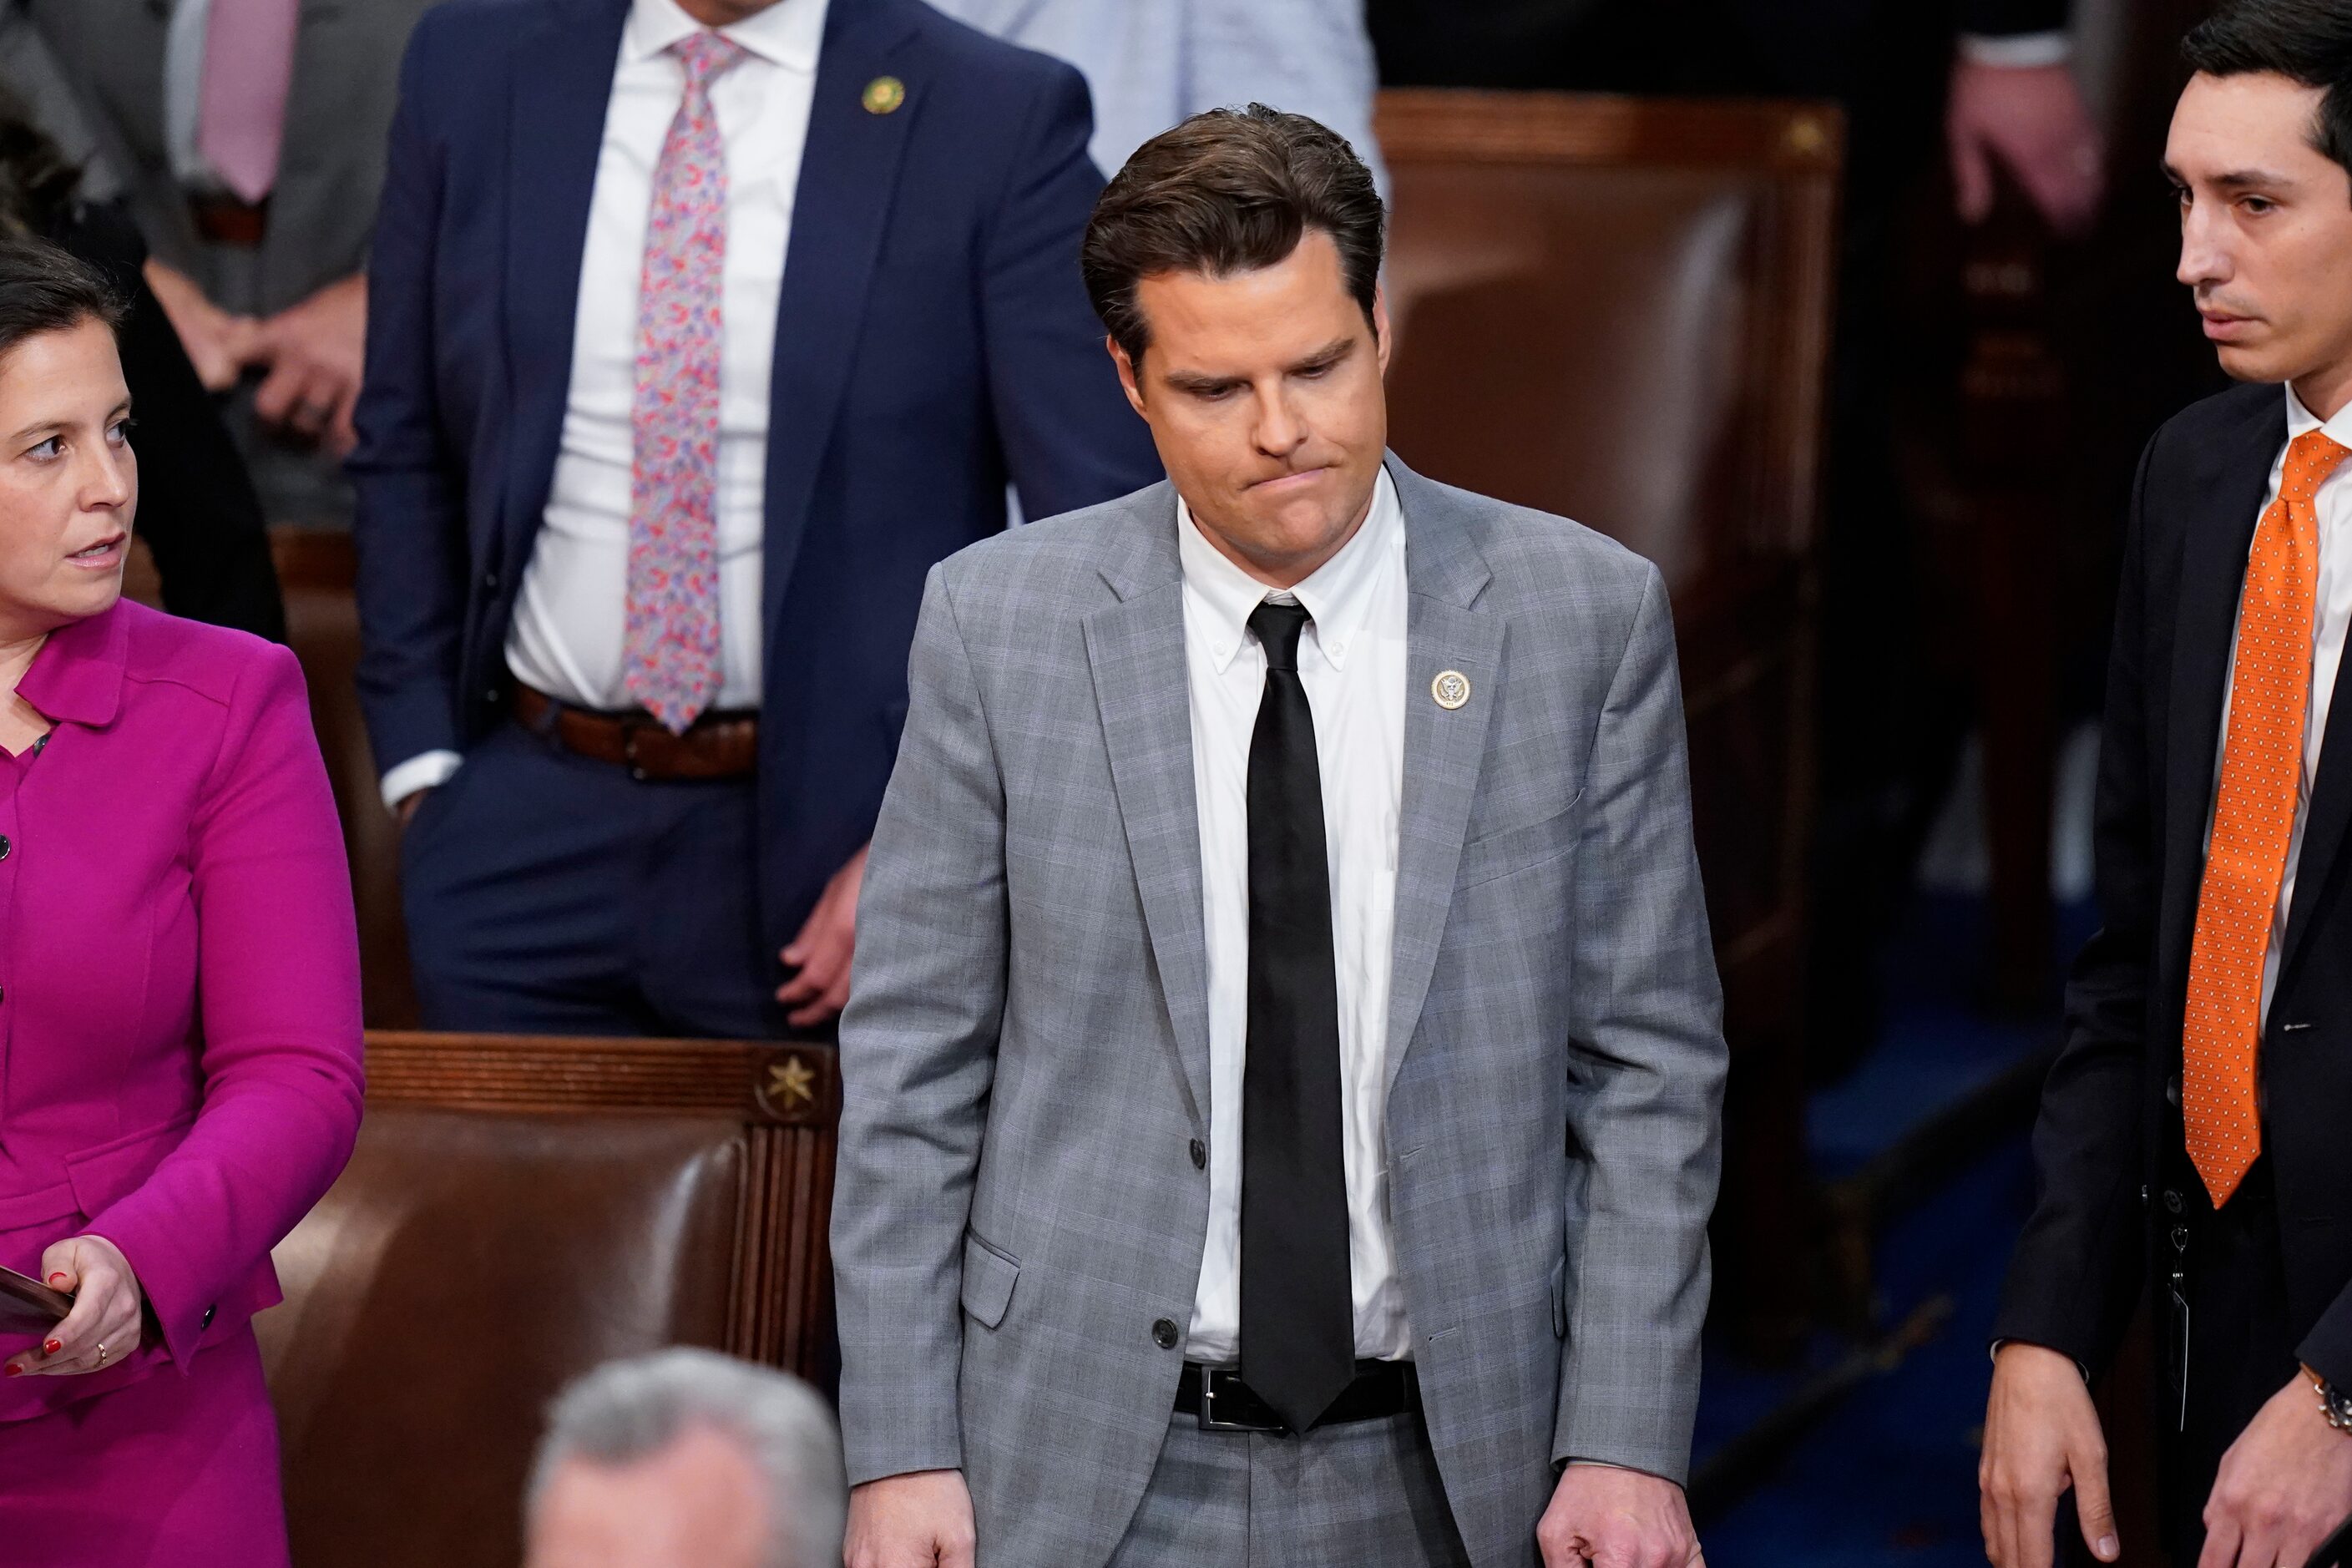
[
  {"left": 512, "top": 685, "right": 758, "bottom": 781},
  {"left": 1176, "top": 1360, "right": 1419, "bottom": 1434},
  {"left": 190, "top": 194, "right": 269, "bottom": 248}
]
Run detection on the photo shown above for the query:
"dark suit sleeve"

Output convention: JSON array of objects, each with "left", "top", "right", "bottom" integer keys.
[
  {"left": 60, "top": 203, "right": 286, "bottom": 641},
  {"left": 1989, "top": 436, "right": 2157, "bottom": 1377},
  {"left": 1959, "top": 0, "right": 2071, "bottom": 37},
  {"left": 976, "top": 62, "right": 1163, "bottom": 522},
  {"left": 346, "top": 23, "right": 468, "bottom": 774}
]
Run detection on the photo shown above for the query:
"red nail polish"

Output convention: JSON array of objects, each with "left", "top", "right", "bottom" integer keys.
[
  {"left": 45, "top": 1273, "right": 66, "bottom": 1287},
  {"left": 42, "top": 1340, "right": 59, "bottom": 1356},
  {"left": 4, "top": 1364, "right": 19, "bottom": 1378}
]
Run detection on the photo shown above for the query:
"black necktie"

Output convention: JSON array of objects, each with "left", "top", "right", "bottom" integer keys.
[{"left": 1238, "top": 599, "right": 1355, "bottom": 1433}]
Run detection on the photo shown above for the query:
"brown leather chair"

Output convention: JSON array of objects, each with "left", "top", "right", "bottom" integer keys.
[
  {"left": 1376, "top": 90, "right": 1843, "bottom": 1354},
  {"left": 256, "top": 1030, "right": 839, "bottom": 1568}
]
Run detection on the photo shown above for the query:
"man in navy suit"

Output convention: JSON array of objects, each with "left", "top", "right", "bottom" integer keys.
[{"left": 349, "top": 0, "right": 1160, "bottom": 1038}]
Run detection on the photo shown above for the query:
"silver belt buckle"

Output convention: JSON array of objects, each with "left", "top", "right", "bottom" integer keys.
[{"left": 1196, "top": 1368, "right": 1269, "bottom": 1434}]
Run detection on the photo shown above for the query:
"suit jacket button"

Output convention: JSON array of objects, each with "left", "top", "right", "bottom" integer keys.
[
  {"left": 200, "top": 1304, "right": 215, "bottom": 1329},
  {"left": 2166, "top": 1074, "right": 2182, "bottom": 1109},
  {"left": 0, "top": 835, "right": 13, "bottom": 861},
  {"left": 1151, "top": 1318, "right": 1179, "bottom": 1349},
  {"left": 1189, "top": 1139, "right": 1206, "bottom": 1170},
  {"left": 2163, "top": 1189, "right": 2184, "bottom": 1215}
]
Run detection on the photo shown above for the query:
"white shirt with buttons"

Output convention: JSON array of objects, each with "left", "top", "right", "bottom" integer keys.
[{"left": 1178, "top": 467, "right": 1412, "bottom": 1365}]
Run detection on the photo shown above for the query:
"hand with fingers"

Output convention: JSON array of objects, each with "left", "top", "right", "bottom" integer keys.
[
  {"left": 3, "top": 1235, "right": 144, "bottom": 1380},
  {"left": 777, "top": 844, "right": 867, "bottom": 1029},
  {"left": 142, "top": 260, "right": 261, "bottom": 393},
  {"left": 2194, "top": 1369, "right": 2352, "bottom": 1568},
  {"left": 1947, "top": 58, "right": 2106, "bottom": 239},
  {"left": 1980, "top": 1341, "right": 2120, "bottom": 1568},
  {"left": 1537, "top": 1461, "right": 1705, "bottom": 1568},
  {"left": 843, "top": 1469, "right": 975, "bottom": 1568},
  {"left": 250, "top": 272, "right": 368, "bottom": 456}
]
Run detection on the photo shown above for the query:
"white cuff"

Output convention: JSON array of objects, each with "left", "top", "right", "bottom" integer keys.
[
  {"left": 1958, "top": 31, "right": 2073, "bottom": 68},
  {"left": 380, "top": 749, "right": 463, "bottom": 812}
]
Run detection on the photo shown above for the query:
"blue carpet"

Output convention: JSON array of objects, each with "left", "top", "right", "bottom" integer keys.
[
  {"left": 1689, "top": 893, "right": 2092, "bottom": 1561},
  {"left": 1701, "top": 1138, "right": 2036, "bottom": 1565}
]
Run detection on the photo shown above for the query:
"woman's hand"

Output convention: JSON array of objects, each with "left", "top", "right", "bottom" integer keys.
[{"left": 5, "top": 1235, "right": 144, "bottom": 1378}]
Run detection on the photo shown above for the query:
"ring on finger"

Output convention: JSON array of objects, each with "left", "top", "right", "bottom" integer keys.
[{"left": 94, "top": 1342, "right": 107, "bottom": 1368}]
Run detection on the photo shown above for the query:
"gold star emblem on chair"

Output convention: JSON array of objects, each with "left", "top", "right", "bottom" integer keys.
[{"left": 767, "top": 1056, "right": 817, "bottom": 1110}]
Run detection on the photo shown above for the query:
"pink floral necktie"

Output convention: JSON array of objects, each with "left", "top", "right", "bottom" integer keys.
[
  {"left": 627, "top": 32, "right": 746, "bottom": 733},
  {"left": 197, "top": 0, "right": 302, "bottom": 204}
]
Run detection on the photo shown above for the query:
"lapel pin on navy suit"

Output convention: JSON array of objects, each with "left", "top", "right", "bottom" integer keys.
[{"left": 862, "top": 75, "right": 906, "bottom": 114}]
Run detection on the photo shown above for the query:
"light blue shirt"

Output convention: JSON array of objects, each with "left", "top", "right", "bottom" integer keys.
[{"left": 926, "top": 0, "right": 1386, "bottom": 193}]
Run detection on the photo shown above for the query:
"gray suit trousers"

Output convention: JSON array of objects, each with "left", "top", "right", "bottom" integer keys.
[{"left": 1108, "top": 1409, "right": 1470, "bottom": 1568}]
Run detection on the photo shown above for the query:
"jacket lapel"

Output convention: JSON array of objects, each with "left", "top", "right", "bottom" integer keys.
[
  {"left": 760, "top": 0, "right": 923, "bottom": 653},
  {"left": 499, "top": 0, "right": 628, "bottom": 558},
  {"left": 1085, "top": 489, "right": 1211, "bottom": 1133},
  {"left": 1383, "top": 460, "right": 1503, "bottom": 1095},
  {"left": 2157, "top": 394, "right": 2287, "bottom": 994}
]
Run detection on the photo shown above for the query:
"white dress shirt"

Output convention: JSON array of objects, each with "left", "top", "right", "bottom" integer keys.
[
  {"left": 164, "top": 0, "right": 231, "bottom": 193},
  {"left": 382, "top": 0, "right": 826, "bottom": 807},
  {"left": 1956, "top": 31, "right": 2072, "bottom": 68},
  {"left": 1180, "top": 468, "right": 1412, "bottom": 1365},
  {"left": 2208, "top": 386, "right": 2352, "bottom": 1026}
]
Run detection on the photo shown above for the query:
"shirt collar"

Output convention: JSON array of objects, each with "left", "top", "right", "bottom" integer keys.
[
  {"left": 1178, "top": 467, "right": 1403, "bottom": 675},
  {"left": 2284, "top": 383, "right": 2352, "bottom": 451},
  {"left": 627, "top": 0, "right": 827, "bottom": 73}
]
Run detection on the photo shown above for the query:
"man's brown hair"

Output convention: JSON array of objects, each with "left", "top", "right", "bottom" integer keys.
[{"left": 1081, "top": 104, "right": 1384, "bottom": 367}]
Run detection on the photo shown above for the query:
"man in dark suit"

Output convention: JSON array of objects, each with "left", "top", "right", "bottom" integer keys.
[
  {"left": 1981, "top": 4, "right": 2352, "bottom": 1565},
  {"left": 350, "top": 0, "right": 1160, "bottom": 1038}
]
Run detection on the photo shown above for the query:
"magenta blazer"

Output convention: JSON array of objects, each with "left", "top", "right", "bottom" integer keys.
[{"left": 0, "top": 599, "right": 364, "bottom": 1420}]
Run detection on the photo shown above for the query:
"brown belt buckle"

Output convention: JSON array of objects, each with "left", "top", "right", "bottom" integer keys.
[{"left": 190, "top": 194, "right": 268, "bottom": 248}]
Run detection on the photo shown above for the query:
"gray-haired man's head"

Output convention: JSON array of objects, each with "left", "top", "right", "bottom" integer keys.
[{"left": 523, "top": 1349, "right": 847, "bottom": 1568}]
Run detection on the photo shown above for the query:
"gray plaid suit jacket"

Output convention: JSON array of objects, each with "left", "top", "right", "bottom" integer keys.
[{"left": 832, "top": 456, "right": 1728, "bottom": 1567}]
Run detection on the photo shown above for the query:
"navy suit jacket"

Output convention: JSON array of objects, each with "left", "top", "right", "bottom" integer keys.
[{"left": 349, "top": 0, "right": 1162, "bottom": 958}]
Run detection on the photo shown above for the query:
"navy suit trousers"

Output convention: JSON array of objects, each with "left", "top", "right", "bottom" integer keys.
[{"left": 399, "top": 721, "right": 779, "bottom": 1039}]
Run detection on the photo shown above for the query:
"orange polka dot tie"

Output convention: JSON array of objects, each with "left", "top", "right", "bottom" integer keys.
[{"left": 2183, "top": 427, "right": 2351, "bottom": 1208}]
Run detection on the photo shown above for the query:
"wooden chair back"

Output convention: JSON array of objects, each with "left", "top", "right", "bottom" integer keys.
[{"left": 256, "top": 1030, "right": 840, "bottom": 1568}]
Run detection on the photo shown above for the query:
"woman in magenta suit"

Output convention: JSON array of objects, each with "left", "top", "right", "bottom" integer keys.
[{"left": 0, "top": 243, "right": 363, "bottom": 1561}]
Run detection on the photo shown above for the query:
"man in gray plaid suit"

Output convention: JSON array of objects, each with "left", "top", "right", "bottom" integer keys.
[{"left": 832, "top": 104, "right": 1727, "bottom": 1568}]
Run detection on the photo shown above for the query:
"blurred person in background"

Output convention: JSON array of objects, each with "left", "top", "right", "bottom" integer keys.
[
  {"left": 8, "top": 0, "right": 438, "bottom": 523},
  {"left": 1372, "top": 0, "right": 2107, "bottom": 1071},
  {"left": 0, "top": 83, "right": 282, "bottom": 640},
  {"left": 0, "top": 238, "right": 364, "bottom": 1565},
  {"left": 1982, "top": 3, "right": 2352, "bottom": 1563},
  {"left": 924, "top": 0, "right": 1388, "bottom": 193},
  {"left": 525, "top": 1350, "right": 846, "bottom": 1568},
  {"left": 1365, "top": 0, "right": 2100, "bottom": 233},
  {"left": 352, "top": 0, "right": 1160, "bottom": 1039}
]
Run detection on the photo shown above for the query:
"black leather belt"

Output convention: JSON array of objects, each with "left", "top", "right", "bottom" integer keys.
[{"left": 1176, "top": 1360, "right": 1419, "bottom": 1434}]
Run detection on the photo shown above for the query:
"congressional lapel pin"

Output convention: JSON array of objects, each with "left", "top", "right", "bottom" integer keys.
[
  {"left": 1431, "top": 670, "right": 1471, "bottom": 711},
  {"left": 862, "top": 75, "right": 907, "bottom": 114}
]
